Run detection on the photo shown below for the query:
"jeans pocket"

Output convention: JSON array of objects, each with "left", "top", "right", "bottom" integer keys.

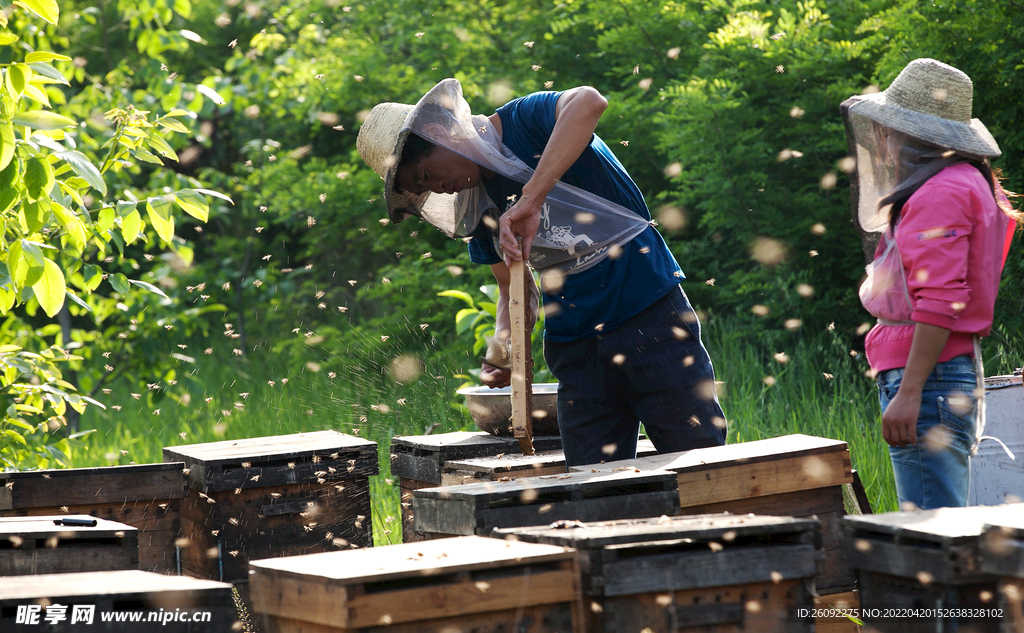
[{"left": 937, "top": 392, "right": 976, "bottom": 440}]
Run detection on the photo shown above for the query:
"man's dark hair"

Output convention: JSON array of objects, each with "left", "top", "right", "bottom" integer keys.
[{"left": 399, "top": 133, "right": 436, "bottom": 168}]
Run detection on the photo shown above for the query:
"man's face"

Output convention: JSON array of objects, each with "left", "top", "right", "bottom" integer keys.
[{"left": 396, "top": 145, "right": 485, "bottom": 196}]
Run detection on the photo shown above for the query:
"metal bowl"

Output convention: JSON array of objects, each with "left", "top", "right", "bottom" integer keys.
[{"left": 457, "top": 383, "right": 559, "bottom": 436}]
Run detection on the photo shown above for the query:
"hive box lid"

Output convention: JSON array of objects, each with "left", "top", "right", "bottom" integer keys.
[
  {"left": 249, "top": 535, "right": 573, "bottom": 584},
  {"left": 0, "top": 515, "right": 137, "bottom": 538},
  {"left": 163, "top": 431, "right": 378, "bottom": 493},
  {"left": 0, "top": 569, "right": 231, "bottom": 602},
  {"left": 571, "top": 434, "right": 848, "bottom": 475},
  {"left": 442, "top": 439, "right": 659, "bottom": 481},
  {"left": 0, "top": 463, "right": 186, "bottom": 510},
  {"left": 496, "top": 513, "right": 820, "bottom": 549},
  {"left": 390, "top": 431, "right": 561, "bottom": 485},
  {"left": 414, "top": 468, "right": 677, "bottom": 502},
  {"left": 844, "top": 503, "right": 1024, "bottom": 545}
]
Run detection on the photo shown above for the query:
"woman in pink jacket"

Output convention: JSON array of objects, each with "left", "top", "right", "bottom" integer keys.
[{"left": 843, "top": 59, "right": 1018, "bottom": 510}]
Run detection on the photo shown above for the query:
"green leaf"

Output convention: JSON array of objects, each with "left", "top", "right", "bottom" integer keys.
[
  {"left": 196, "top": 84, "right": 226, "bottom": 106},
  {"left": 0, "top": 286, "right": 14, "bottom": 314},
  {"left": 15, "top": 0, "right": 60, "bottom": 25},
  {"left": 455, "top": 308, "right": 481, "bottom": 333},
  {"left": 174, "top": 189, "right": 209, "bottom": 221},
  {"left": 129, "top": 278, "right": 169, "bottom": 299},
  {"left": 121, "top": 209, "right": 142, "bottom": 244},
  {"left": 437, "top": 289, "right": 476, "bottom": 308},
  {"left": 157, "top": 118, "right": 188, "bottom": 133},
  {"left": 0, "top": 33, "right": 18, "bottom": 46},
  {"left": 64, "top": 288, "right": 92, "bottom": 313},
  {"left": 97, "top": 206, "right": 115, "bottom": 233},
  {"left": 51, "top": 201, "right": 86, "bottom": 248},
  {"left": 24, "top": 156, "right": 54, "bottom": 200},
  {"left": 23, "top": 198, "right": 50, "bottom": 233},
  {"left": 25, "top": 52, "right": 71, "bottom": 63},
  {"left": 194, "top": 188, "right": 234, "bottom": 204},
  {"left": 146, "top": 134, "right": 178, "bottom": 161},
  {"left": 133, "top": 148, "right": 164, "bottom": 165},
  {"left": 7, "top": 63, "right": 31, "bottom": 96},
  {"left": 0, "top": 122, "right": 14, "bottom": 171},
  {"left": 165, "top": 109, "right": 190, "bottom": 118},
  {"left": 27, "top": 62, "right": 69, "bottom": 86},
  {"left": 10, "top": 239, "right": 45, "bottom": 288},
  {"left": 22, "top": 84, "right": 49, "bottom": 107},
  {"left": 55, "top": 181, "right": 84, "bottom": 208},
  {"left": 11, "top": 110, "right": 75, "bottom": 130},
  {"left": 56, "top": 150, "right": 106, "bottom": 196},
  {"left": 108, "top": 272, "right": 129, "bottom": 294},
  {"left": 31, "top": 258, "right": 65, "bottom": 317},
  {"left": 146, "top": 197, "right": 175, "bottom": 243},
  {"left": 82, "top": 264, "right": 102, "bottom": 291}
]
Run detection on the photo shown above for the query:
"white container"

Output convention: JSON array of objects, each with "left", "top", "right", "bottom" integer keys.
[{"left": 969, "top": 374, "right": 1024, "bottom": 506}]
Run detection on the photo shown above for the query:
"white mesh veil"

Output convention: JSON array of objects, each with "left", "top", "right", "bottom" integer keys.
[
  {"left": 388, "top": 79, "right": 651, "bottom": 274},
  {"left": 842, "top": 96, "right": 974, "bottom": 261}
]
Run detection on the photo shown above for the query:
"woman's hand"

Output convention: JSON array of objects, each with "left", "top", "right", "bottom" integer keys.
[{"left": 882, "top": 388, "right": 921, "bottom": 447}]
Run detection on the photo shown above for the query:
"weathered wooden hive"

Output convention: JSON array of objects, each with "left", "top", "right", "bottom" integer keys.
[
  {"left": 980, "top": 512, "right": 1024, "bottom": 632},
  {"left": 498, "top": 513, "right": 821, "bottom": 633},
  {"left": 0, "top": 462, "right": 186, "bottom": 574},
  {"left": 572, "top": 434, "right": 859, "bottom": 594},
  {"left": 249, "top": 535, "right": 581, "bottom": 632},
  {"left": 162, "top": 430, "right": 378, "bottom": 588},
  {"left": 0, "top": 569, "right": 237, "bottom": 632},
  {"left": 412, "top": 468, "right": 679, "bottom": 539},
  {"left": 843, "top": 504, "right": 1024, "bottom": 632},
  {"left": 0, "top": 515, "right": 138, "bottom": 576},
  {"left": 441, "top": 439, "right": 659, "bottom": 487},
  {"left": 390, "top": 431, "right": 561, "bottom": 542}
]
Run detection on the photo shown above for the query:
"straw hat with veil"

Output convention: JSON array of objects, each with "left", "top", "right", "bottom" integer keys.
[
  {"left": 356, "top": 78, "right": 651, "bottom": 275},
  {"left": 841, "top": 58, "right": 1003, "bottom": 261}
]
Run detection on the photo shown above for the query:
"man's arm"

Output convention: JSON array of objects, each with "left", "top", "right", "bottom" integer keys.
[
  {"left": 480, "top": 261, "right": 539, "bottom": 388},
  {"left": 498, "top": 86, "right": 608, "bottom": 266}
]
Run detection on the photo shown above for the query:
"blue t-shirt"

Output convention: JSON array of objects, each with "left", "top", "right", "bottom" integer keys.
[{"left": 468, "top": 91, "right": 684, "bottom": 342}]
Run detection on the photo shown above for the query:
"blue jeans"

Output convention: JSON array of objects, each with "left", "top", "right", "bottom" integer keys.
[
  {"left": 877, "top": 355, "right": 977, "bottom": 510},
  {"left": 545, "top": 286, "right": 728, "bottom": 467}
]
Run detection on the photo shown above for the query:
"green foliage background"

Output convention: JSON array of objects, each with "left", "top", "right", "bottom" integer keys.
[{"left": 1, "top": 0, "right": 1022, "bottom": 520}]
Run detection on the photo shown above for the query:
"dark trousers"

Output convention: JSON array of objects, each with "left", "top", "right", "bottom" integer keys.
[{"left": 545, "top": 286, "right": 728, "bottom": 468}]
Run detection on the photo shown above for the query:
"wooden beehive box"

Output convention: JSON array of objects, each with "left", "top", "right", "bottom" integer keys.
[
  {"left": 0, "top": 462, "right": 186, "bottom": 574},
  {"left": 391, "top": 431, "right": 562, "bottom": 543},
  {"left": 249, "top": 535, "right": 582, "bottom": 632},
  {"left": 441, "top": 439, "right": 659, "bottom": 487},
  {"left": 572, "top": 434, "right": 856, "bottom": 593},
  {"left": 843, "top": 505, "right": 1023, "bottom": 633},
  {"left": 978, "top": 511, "right": 1024, "bottom": 632},
  {"left": 497, "top": 513, "right": 820, "bottom": 633},
  {"left": 0, "top": 569, "right": 237, "bottom": 632},
  {"left": 163, "top": 430, "right": 378, "bottom": 586},
  {"left": 0, "top": 515, "right": 137, "bottom": 575},
  {"left": 412, "top": 468, "right": 679, "bottom": 539}
]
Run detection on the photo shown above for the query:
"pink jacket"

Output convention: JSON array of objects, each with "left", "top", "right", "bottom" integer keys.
[{"left": 865, "top": 163, "right": 1015, "bottom": 372}]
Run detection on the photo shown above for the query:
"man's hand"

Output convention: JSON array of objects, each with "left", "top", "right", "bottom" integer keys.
[
  {"left": 882, "top": 388, "right": 921, "bottom": 447},
  {"left": 480, "top": 362, "right": 511, "bottom": 388},
  {"left": 499, "top": 86, "right": 607, "bottom": 266},
  {"left": 499, "top": 194, "right": 543, "bottom": 266}
]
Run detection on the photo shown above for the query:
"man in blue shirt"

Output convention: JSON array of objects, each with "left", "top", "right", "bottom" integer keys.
[{"left": 357, "top": 80, "right": 727, "bottom": 466}]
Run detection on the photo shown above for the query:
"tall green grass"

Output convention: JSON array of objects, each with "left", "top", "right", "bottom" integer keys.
[{"left": 71, "top": 314, "right": 939, "bottom": 545}]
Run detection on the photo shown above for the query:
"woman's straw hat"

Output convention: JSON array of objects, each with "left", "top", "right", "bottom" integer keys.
[{"left": 849, "top": 58, "right": 1000, "bottom": 158}]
